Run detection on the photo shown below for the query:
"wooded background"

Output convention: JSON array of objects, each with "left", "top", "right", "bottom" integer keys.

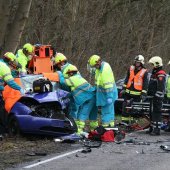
[{"left": 0, "top": 0, "right": 170, "bottom": 79}]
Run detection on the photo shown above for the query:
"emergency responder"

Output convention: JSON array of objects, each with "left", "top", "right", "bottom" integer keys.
[
  {"left": 58, "top": 65, "right": 98, "bottom": 134},
  {"left": 165, "top": 63, "right": 170, "bottom": 131},
  {"left": 16, "top": 43, "right": 34, "bottom": 75},
  {"left": 121, "top": 55, "right": 148, "bottom": 122},
  {"left": 1, "top": 52, "right": 21, "bottom": 77},
  {"left": 147, "top": 56, "right": 166, "bottom": 135},
  {"left": 0, "top": 59, "right": 24, "bottom": 136},
  {"left": 54, "top": 53, "right": 79, "bottom": 120},
  {"left": 88, "top": 55, "right": 118, "bottom": 127}
]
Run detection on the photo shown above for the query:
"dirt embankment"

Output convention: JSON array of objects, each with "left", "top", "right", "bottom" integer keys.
[{"left": 0, "top": 136, "right": 73, "bottom": 170}]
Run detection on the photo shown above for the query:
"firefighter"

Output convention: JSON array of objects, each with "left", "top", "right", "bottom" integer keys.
[
  {"left": 88, "top": 55, "right": 118, "bottom": 127},
  {"left": 58, "top": 65, "right": 98, "bottom": 134},
  {"left": 16, "top": 43, "right": 34, "bottom": 75},
  {"left": 0, "top": 59, "right": 24, "bottom": 136},
  {"left": 54, "top": 53, "right": 79, "bottom": 120},
  {"left": 1, "top": 52, "right": 22, "bottom": 78},
  {"left": 147, "top": 56, "right": 166, "bottom": 135},
  {"left": 121, "top": 55, "right": 148, "bottom": 122}
]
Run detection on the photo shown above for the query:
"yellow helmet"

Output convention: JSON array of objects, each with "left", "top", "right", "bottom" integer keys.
[
  {"left": 54, "top": 53, "right": 67, "bottom": 64},
  {"left": 148, "top": 56, "right": 163, "bottom": 67},
  {"left": 66, "top": 65, "right": 78, "bottom": 74},
  {"left": 23, "top": 43, "right": 34, "bottom": 53},
  {"left": 3, "top": 52, "right": 16, "bottom": 61},
  {"left": 88, "top": 55, "right": 101, "bottom": 67}
]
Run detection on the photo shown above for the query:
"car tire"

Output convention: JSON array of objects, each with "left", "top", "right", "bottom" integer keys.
[{"left": 8, "top": 115, "right": 21, "bottom": 137}]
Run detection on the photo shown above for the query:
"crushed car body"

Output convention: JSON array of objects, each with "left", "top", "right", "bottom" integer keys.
[{"left": 2, "top": 74, "right": 77, "bottom": 137}]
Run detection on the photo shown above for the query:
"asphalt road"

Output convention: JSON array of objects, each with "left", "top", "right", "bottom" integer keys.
[{"left": 9, "top": 130, "right": 170, "bottom": 170}]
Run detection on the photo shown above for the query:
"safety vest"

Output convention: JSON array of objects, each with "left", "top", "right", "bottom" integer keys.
[
  {"left": 0, "top": 61, "right": 14, "bottom": 91},
  {"left": 166, "top": 76, "right": 170, "bottom": 98},
  {"left": 62, "top": 63, "right": 71, "bottom": 79},
  {"left": 16, "top": 49, "right": 30, "bottom": 74},
  {"left": 65, "top": 74, "right": 94, "bottom": 105},
  {"left": 66, "top": 74, "right": 89, "bottom": 92},
  {"left": 0, "top": 62, "right": 14, "bottom": 82},
  {"left": 126, "top": 66, "right": 146, "bottom": 91},
  {"left": 95, "top": 62, "right": 115, "bottom": 90}
]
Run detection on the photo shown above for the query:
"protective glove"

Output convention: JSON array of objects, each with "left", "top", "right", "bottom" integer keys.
[
  {"left": 155, "top": 91, "right": 164, "bottom": 99},
  {"left": 141, "top": 91, "right": 147, "bottom": 101},
  {"left": 107, "top": 98, "right": 113, "bottom": 104},
  {"left": 20, "top": 88, "right": 25, "bottom": 95},
  {"left": 120, "top": 86, "right": 126, "bottom": 97}
]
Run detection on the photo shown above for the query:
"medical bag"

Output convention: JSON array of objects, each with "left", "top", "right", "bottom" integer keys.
[{"left": 33, "top": 78, "right": 53, "bottom": 93}]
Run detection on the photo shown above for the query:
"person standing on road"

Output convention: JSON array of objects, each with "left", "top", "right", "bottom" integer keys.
[
  {"left": 121, "top": 55, "right": 148, "bottom": 122},
  {"left": 58, "top": 65, "right": 98, "bottom": 135},
  {"left": 147, "top": 56, "right": 166, "bottom": 135},
  {"left": 164, "top": 61, "right": 170, "bottom": 131},
  {"left": 88, "top": 55, "right": 118, "bottom": 127}
]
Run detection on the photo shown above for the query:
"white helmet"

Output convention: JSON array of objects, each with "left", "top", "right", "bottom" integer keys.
[
  {"left": 134, "top": 55, "right": 144, "bottom": 64},
  {"left": 168, "top": 61, "right": 170, "bottom": 65},
  {"left": 148, "top": 56, "right": 163, "bottom": 67}
]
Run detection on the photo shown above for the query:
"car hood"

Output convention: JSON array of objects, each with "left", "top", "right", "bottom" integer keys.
[{"left": 24, "top": 90, "right": 69, "bottom": 103}]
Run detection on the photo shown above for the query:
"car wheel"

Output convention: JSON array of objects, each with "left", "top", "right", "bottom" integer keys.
[{"left": 8, "top": 115, "right": 21, "bottom": 136}]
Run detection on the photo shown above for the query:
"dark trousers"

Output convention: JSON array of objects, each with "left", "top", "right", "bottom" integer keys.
[
  {"left": 151, "top": 97, "right": 162, "bottom": 128},
  {"left": 0, "top": 97, "right": 8, "bottom": 134},
  {"left": 122, "top": 93, "right": 141, "bottom": 116}
]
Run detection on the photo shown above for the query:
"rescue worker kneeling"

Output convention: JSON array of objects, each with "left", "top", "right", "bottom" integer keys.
[
  {"left": 58, "top": 65, "right": 98, "bottom": 135},
  {"left": 147, "top": 56, "right": 166, "bottom": 135}
]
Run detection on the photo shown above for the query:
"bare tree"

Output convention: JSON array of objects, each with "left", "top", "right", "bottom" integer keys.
[{"left": 4, "top": 0, "right": 32, "bottom": 53}]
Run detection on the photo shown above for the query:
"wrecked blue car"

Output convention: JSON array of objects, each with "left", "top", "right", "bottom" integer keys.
[{"left": 3, "top": 74, "right": 77, "bottom": 137}]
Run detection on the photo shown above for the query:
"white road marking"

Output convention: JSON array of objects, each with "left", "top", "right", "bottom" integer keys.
[{"left": 23, "top": 148, "right": 83, "bottom": 169}]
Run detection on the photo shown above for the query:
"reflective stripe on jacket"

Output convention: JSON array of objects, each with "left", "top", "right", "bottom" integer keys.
[
  {"left": 126, "top": 66, "right": 146, "bottom": 91},
  {"left": 65, "top": 74, "right": 95, "bottom": 105},
  {"left": 95, "top": 62, "right": 118, "bottom": 106},
  {"left": 166, "top": 76, "right": 170, "bottom": 98},
  {"left": 16, "top": 49, "right": 29, "bottom": 73},
  {"left": 0, "top": 61, "right": 14, "bottom": 91}
]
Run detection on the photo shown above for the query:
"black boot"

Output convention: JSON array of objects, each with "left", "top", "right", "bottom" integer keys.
[
  {"left": 150, "top": 127, "right": 160, "bottom": 136},
  {"left": 146, "top": 126, "right": 153, "bottom": 134}
]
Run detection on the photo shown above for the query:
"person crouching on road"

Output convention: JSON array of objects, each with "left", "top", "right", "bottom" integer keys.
[
  {"left": 88, "top": 55, "right": 118, "bottom": 128},
  {"left": 147, "top": 56, "right": 166, "bottom": 135},
  {"left": 121, "top": 55, "right": 148, "bottom": 122},
  {"left": 58, "top": 65, "right": 98, "bottom": 135}
]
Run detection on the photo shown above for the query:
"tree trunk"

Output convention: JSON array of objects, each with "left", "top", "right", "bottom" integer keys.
[
  {"left": 0, "top": 0, "right": 11, "bottom": 55},
  {"left": 4, "top": 0, "right": 32, "bottom": 53}
]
